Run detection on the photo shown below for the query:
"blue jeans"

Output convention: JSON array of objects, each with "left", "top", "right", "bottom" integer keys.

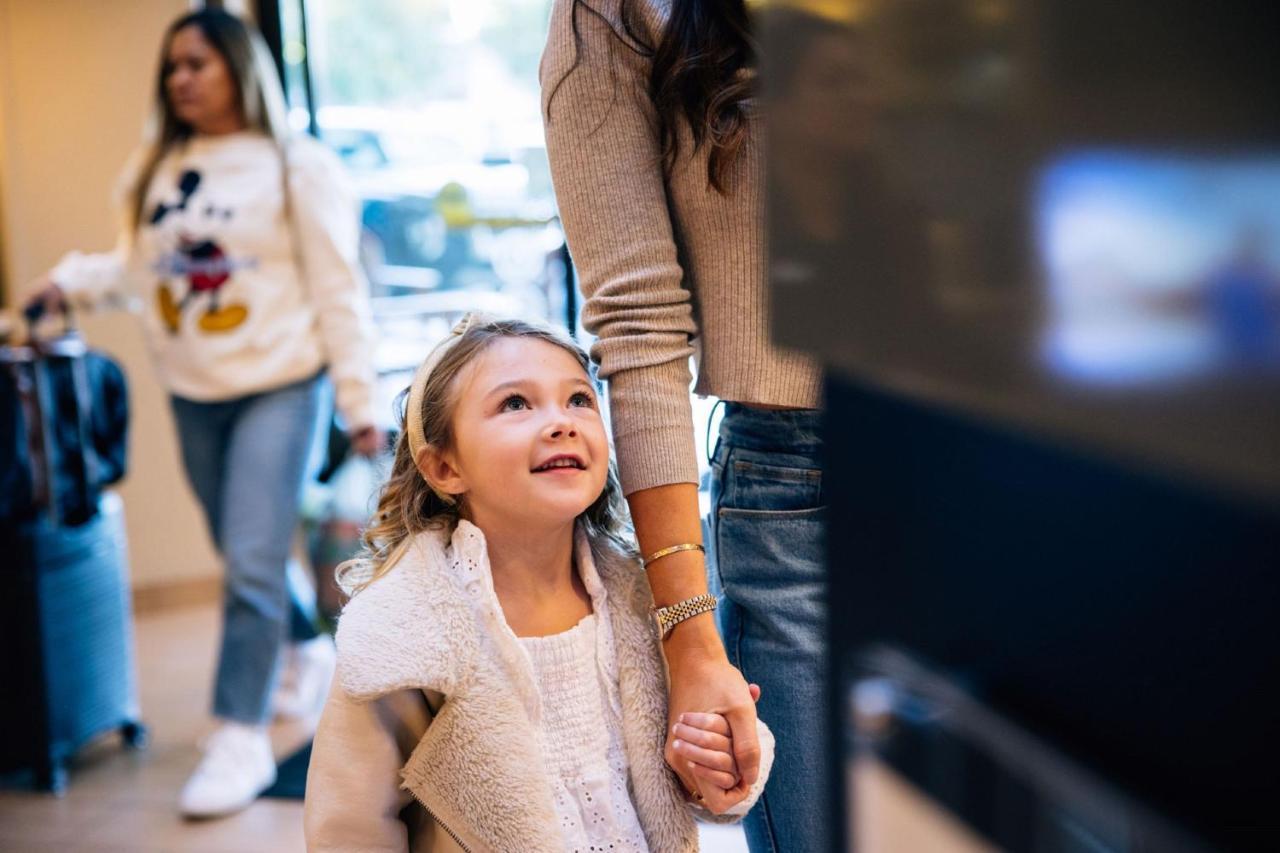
[
  {"left": 710, "top": 403, "right": 826, "bottom": 853},
  {"left": 170, "top": 373, "right": 329, "bottom": 725}
]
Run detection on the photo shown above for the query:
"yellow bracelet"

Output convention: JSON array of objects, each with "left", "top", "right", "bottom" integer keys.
[{"left": 642, "top": 542, "right": 706, "bottom": 570}]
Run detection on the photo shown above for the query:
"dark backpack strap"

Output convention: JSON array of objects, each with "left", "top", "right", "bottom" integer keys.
[
  {"left": 69, "top": 354, "right": 100, "bottom": 512},
  {"left": 30, "top": 359, "right": 61, "bottom": 524}
]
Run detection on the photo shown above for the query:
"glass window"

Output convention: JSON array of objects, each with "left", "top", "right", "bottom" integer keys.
[
  {"left": 279, "top": 0, "right": 572, "bottom": 427},
  {"left": 277, "top": 0, "right": 718, "bottom": 493}
]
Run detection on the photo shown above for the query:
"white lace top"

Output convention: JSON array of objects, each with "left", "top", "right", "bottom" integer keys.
[{"left": 520, "top": 613, "right": 651, "bottom": 853}]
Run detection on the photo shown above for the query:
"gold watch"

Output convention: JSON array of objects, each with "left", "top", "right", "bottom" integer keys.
[{"left": 653, "top": 594, "right": 718, "bottom": 639}]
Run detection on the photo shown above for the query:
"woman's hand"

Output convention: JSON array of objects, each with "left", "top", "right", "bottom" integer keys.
[
  {"left": 348, "top": 424, "right": 385, "bottom": 458},
  {"left": 663, "top": 625, "right": 762, "bottom": 814},
  {"left": 24, "top": 276, "right": 66, "bottom": 317}
]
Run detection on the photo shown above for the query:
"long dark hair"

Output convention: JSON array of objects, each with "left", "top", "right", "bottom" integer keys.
[
  {"left": 556, "top": 0, "right": 756, "bottom": 194},
  {"left": 128, "top": 9, "right": 289, "bottom": 232}
]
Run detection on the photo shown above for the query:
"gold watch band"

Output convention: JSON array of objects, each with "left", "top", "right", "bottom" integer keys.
[{"left": 654, "top": 593, "right": 718, "bottom": 638}]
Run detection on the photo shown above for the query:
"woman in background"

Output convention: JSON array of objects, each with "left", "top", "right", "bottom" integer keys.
[
  {"left": 542, "top": 0, "right": 826, "bottom": 849},
  {"left": 27, "top": 9, "right": 378, "bottom": 818}
]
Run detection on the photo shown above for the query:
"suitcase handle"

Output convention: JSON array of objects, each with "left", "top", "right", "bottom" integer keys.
[{"left": 24, "top": 301, "right": 81, "bottom": 347}]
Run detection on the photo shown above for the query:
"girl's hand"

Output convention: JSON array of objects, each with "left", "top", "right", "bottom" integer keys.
[
  {"left": 672, "top": 711, "right": 741, "bottom": 792},
  {"left": 348, "top": 424, "right": 385, "bottom": 458}
]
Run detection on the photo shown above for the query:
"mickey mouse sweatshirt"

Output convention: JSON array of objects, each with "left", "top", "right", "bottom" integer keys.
[{"left": 50, "top": 130, "right": 376, "bottom": 429}]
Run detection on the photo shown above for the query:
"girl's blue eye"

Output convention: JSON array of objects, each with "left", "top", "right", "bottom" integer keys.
[
  {"left": 569, "top": 392, "right": 594, "bottom": 408},
  {"left": 500, "top": 395, "right": 528, "bottom": 412}
]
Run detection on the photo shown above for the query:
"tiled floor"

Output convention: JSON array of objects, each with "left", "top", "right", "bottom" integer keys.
[{"left": 0, "top": 602, "right": 748, "bottom": 852}]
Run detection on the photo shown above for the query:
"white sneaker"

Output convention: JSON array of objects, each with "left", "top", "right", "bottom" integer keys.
[
  {"left": 179, "top": 722, "right": 277, "bottom": 818},
  {"left": 272, "top": 634, "right": 336, "bottom": 720}
]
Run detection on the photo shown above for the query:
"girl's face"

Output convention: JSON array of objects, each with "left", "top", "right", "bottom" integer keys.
[
  {"left": 435, "top": 337, "right": 609, "bottom": 534},
  {"left": 165, "top": 26, "right": 243, "bottom": 134}
]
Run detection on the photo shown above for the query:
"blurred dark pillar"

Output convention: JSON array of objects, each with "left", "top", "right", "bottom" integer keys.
[
  {"left": 762, "top": 2, "right": 1279, "bottom": 851},
  {"left": 252, "top": 0, "right": 287, "bottom": 85}
]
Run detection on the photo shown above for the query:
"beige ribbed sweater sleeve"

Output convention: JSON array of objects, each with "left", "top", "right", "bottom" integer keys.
[{"left": 540, "top": 0, "right": 701, "bottom": 495}]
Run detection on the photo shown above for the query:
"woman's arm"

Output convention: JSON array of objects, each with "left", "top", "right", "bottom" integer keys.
[
  {"left": 287, "top": 141, "right": 378, "bottom": 435},
  {"left": 541, "top": 0, "right": 760, "bottom": 804},
  {"left": 304, "top": 681, "right": 432, "bottom": 853},
  {"left": 541, "top": 0, "right": 700, "bottom": 496},
  {"left": 629, "top": 485, "right": 762, "bottom": 806},
  {"left": 41, "top": 243, "right": 128, "bottom": 310}
]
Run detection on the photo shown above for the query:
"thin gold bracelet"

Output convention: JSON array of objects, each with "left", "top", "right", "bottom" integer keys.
[{"left": 642, "top": 542, "right": 705, "bottom": 570}]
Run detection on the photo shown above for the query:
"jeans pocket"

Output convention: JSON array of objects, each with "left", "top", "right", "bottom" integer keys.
[
  {"left": 716, "top": 506, "right": 826, "bottom": 587},
  {"left": 715, "top": 506, "right": 826, "bottom": 648},
  {"left": 724, "top": 454, "right": 823, "bottom": 513}
]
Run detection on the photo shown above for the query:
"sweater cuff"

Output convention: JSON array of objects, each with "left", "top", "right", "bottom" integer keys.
[
  {"left": 49, "top": 250, "right": 121, "bottom": 309},
  {"left": 612, "top": 423, "right": 700, "bottom": 496},
  {"left": 603, "top": 359, "right": 701, "bottom": 496}
]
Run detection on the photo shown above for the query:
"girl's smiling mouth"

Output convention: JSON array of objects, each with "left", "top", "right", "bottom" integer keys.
[{"left": 532, "top": 454, "right": 586, "bottom": 472}]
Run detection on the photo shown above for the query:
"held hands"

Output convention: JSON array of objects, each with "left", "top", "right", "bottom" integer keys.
[
  {"left": 662, "top": 623, "right": 762, "bottom": 814},
  {"left": 668, "top": 683, "right": 762, "bottom": 813}
]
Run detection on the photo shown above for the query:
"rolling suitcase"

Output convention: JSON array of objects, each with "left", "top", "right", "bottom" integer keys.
[{"left": 0, "top": 307, "right": 146, "bottom": 793}]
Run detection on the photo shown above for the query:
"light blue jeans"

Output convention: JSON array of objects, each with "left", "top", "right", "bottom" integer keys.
[
  {"left": 710, "top": 403, "right": 826, "bottom": 853},
  {"left": 170, "top": 372, "right": 329, "bottom": 725}
]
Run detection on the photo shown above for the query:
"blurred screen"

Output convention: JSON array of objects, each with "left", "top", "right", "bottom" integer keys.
[
  {"left": 763, "top": 1, "right": 1280, "bottom": 501},
  {"left": 1039, "top": 153, "right": 1280, "bottom": 385}
]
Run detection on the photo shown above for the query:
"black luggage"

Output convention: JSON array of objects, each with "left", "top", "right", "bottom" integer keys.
[
  {"left": 1, "top": 310, "right": 128, "bottom": 526},
  {"left": 0, "top": 307, "right": 146, "bottom": 793}
]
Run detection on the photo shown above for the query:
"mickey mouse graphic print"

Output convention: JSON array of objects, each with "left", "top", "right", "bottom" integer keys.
[
  {"left": 148, "top": 168, "right": 250, "bottom": 335},
  {"left": 49, "top": 130, "right": 377, "bottom": 430}
]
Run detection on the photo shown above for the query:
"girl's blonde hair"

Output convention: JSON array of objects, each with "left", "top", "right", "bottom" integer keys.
[{"left": 337, "top": 317, "right": 632, "bottom": 595}]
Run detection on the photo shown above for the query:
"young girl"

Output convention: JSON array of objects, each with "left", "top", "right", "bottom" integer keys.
[{"left": 304, "top": 315, "right": 773, "bottom": 852}]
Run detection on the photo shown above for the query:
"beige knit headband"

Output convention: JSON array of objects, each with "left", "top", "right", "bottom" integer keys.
[{"left": 405, "top": 312, "right": 479, "bottom": 470}]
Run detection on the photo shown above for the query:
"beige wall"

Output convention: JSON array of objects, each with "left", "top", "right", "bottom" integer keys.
[{"left": 0, "top": 0, "right": 221, "bottom": 591}]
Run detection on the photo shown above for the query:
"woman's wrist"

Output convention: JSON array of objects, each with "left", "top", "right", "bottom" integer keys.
[
  {"left": 662, "top": 611, "right": 727, "bottom": 664},
  {"left": 646, "top": 549, "right": 709, "bottom": 607}
]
